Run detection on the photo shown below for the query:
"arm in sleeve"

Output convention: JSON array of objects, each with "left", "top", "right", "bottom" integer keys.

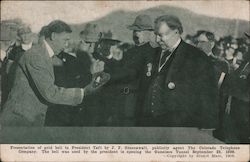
[
  {"left": 106, "top": 52, "right": 144, "bottom": 83},
  {"left": 26, "top": 54, "right": 84, "bottom": 106},
  {"left": 196, "top": 58, "right": 219, "bottom": 129}
]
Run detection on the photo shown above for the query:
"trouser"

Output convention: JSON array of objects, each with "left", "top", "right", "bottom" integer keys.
[
  {"left": 223, "top": 98, "right": 250, "bottom": 143},
  {"left": 137, "top": 111, "right": 196, "bottom": 127},
  {"left": 101, "top": 92, "right": 137, "bottom": 127},
  {"left": 45, "top": 95, "right": 102, "bottom": 127},
  {"left": 0, "top": 109, "right": 45, "bottom": 127}
]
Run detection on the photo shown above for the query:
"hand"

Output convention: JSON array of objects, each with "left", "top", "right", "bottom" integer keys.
[
  {"left": 52, "top": 56, "right": 64, "bottom": 67},
  {"left": 111, "top": 46, "right": 123, "bottom": 61},
  {"left": 90, "top": 59, "right": 105, "bottom": 74},
  {"left": 84, "top": 72, "right": 110, "bottom": 96}
]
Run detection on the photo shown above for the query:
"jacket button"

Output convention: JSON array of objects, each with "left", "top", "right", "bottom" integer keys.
[{"left": 168, "top": 82, "right": 175, "bottom": 90}]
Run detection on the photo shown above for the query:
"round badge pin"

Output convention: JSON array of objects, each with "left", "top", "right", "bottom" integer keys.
[
  {"left": 168, "top": 82, "right": 175, "bottom": 90},
  {"left": 146, "top": 72, "right": 151, "bottom": 77}
]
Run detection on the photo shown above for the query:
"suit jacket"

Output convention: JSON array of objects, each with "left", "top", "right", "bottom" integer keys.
[
  {"left": 222, "top": 60, "right": 250, "bottom": 102},
  {"left": 1, "top": 40, "right": 83, "bottom": 124},
  {"left": 139, "top": 40, "right": 219, "bottom": 128}
]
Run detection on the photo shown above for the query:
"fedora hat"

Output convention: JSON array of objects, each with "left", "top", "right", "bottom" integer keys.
[
  {"left": 80, "top": 23, "right": 102, "bottom": 43},
  {"left": 244, "top": 32, "right": 250, "bottom": 39},
  {"left": 17, "top": 25, "right": 32, "bottom": 36},
  {"left": 127, "top": 14, "right": 153, "bottom": 31}
]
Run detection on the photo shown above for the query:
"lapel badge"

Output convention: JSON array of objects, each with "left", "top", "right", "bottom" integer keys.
[
  {"left": 62, "top": 58, "right": 66, "bottom": 62},
  {"left": 146, "top": 63, "right": 153, "bottom": 77},
  {"left": 168, "top": 82, "right": 175, "bottom": 90}
]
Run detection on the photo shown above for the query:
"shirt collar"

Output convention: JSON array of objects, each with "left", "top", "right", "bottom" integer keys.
[
  {"left": 43, "top": 39, "right": 54, "bottom": 57},
  {"left": 1, "top": 49, "right": 7, "bottom": 61},
  {"left": 21, "top": 42, "right": 32, "bottom": 51},
  {"left": 106, "top": 53, "right": 113, "bottom": 59}
]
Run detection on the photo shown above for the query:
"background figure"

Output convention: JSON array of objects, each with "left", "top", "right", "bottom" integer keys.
[
  {"left": 1, "top": 25, "right": 34, "bottom": 107},
  {"left": 0, "top": 28, "right": 15, "bottom": 108},
  {"left": 77, "top": 23, "right": 105, "bottom": 126},
  {"left": 195, "top": 31, "right": 229, "bottom": 88},
  {"left": 218, "top": 32, "right": 250, "bottom": 143},
  {"left": 123, "top": 14, "right": 160, "bottom": 126},
  {"left": 95, "top": 38, "right": 136, "bottom": 126}
]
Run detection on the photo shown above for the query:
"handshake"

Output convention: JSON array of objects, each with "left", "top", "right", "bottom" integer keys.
[{"left": 84, "top": 60, "right": 110, "bottom": 96}]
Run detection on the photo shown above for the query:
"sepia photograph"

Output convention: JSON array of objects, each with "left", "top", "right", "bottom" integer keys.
[{"left": 0, "top": 0, "right": 249, "bottom": 150}]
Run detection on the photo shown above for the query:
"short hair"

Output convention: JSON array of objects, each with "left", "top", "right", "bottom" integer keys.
[
  {"left": 39, "top": 20, "right": 72, "bottom": 39},
  {"left": 39, "top": 26, "right": 48, "bottom": 37},
  {"left": 155, "top": 15, "right": 183, "bottom": 34},
  {"left": 198, "top": 31, "right": 215, "bottom": 42}
]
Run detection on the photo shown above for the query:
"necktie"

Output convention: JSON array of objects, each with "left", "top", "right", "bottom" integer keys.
[{"left": 159, "top": 50, "right": 171, "bottom": 68}]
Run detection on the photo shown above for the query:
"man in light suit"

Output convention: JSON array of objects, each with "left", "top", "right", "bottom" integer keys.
[
  {"left": 138, "top": 15, "right": 219, "bottom": 129},
  {"left": 0, "top": 20, "right": 107, "bottom": 126}
]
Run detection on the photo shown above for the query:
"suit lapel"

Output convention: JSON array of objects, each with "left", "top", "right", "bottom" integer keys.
[
  {"left": 41, "top": 42, "right": 55, "bottom": 80},
  {"left": 151, "top": 48, "right": 161, "bottom": 76},
  {"left": 164, "top": 40, "right": 188, "bottom": 83}
]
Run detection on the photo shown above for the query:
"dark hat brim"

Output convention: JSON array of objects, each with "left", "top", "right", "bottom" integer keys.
[
  {"left": 244, "top": 32, "right": 250, "bottom": 39},
  {"left": 127, "top": 25, "right": 153, "bottom": 31},
  {"left": 80, "top": 35, "right": 100, "bottom": 43}
]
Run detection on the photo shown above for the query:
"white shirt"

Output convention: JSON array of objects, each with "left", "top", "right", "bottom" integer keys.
[
  {"left": 158, "top": 38, "right": 181, "bottom": 72},
  {"left": 21, "top": 42, "right": 33, "bottom": 51},
  {"left": 43, "top": 39, "right": 55, "bottom": 58},
  {"left": 1, "top": 49, "right": 7, "bottom": 61},
  {"left": 43, "top": 39, "right": 85, "bottom": 99}
]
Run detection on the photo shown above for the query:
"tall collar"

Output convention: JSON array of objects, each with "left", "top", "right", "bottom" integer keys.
[
  {"left": 43, "top": 39, "right": 54, "bottom": 57},
  {"left": 21, "top": 42, "right": 32, "bottom": 51}
]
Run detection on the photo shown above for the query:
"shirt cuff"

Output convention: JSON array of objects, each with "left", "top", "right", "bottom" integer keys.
[{"left": 80, "top": 88, "right": 85, "bottom": 100}]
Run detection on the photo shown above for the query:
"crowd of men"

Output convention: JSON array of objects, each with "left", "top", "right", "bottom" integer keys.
[{"left": 0, "top": 14, "right": 249, "bottom": 144}]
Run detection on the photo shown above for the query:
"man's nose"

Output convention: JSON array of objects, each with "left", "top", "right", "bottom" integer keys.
[{"left": 64, "top": 42, "right": 69, "bottom": 48}]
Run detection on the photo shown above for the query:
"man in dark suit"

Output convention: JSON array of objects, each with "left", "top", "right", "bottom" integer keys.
[
  {"left": 219, "top": 32, "right": 250, "bottom": 143},
  {"left": 93, "top": 15, "right": 159, "bottom": 126},
  {"left": 196, "top": 31, "right": 229, "bottom": 88},
  {"left": 1, "top": 26, "right": 34, "bottom": 106},
  {"left": 137, "top": 15, "right": 219, "bottom": 129}
]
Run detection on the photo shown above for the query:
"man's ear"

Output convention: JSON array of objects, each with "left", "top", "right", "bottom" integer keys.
[{"left": 50, "top": 32, "right": 56, "bottom": 41}]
